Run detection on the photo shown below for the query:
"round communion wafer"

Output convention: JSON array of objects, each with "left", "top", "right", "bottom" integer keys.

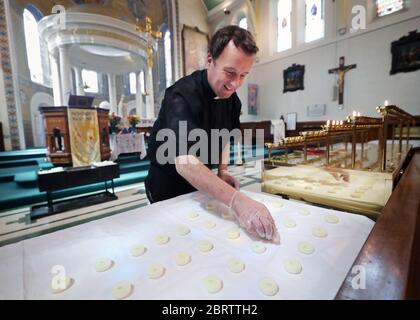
[
  {"left": 226, "top": 227, "right": 240, "bottom": 239},
  {"left": 283, "top": 217, "right": 296, "bottom": 228},
  {"left": 312, "top": 226, "right": 328, "bottom": 238},
  {"left": 174, "top": 252, "right": 191, "bottom": 266},
  {"left": 227, "top": 258, "right": 245, "bottom": 273},
  {"left": 147, "top": 263, "right": 165, "bottom": 279},
  {"left": 95, "top": 258, "right": 113, "bottom": 272},
  {"left": 198, "top": 240, "right": 214, "bottom": 252},
  {"left": 130, "top": 244, "right": 146, "bottom": 257},
  {"left": 298, "top": 241, "right": 315, "bottom": 255},
  {"left": 156, "top": 234, "right": 170, "bottom": 245},
  {"left": 112, "top": 281, "right": 133, "bottom": 300},
  {"left": 250, "top": 242, "right": 266, "bottom": 254},
  {"left": 203, "top": 275, "right": 223, "bottom": 293},
  {"left": 325, "top": 214, "right": 339, "bottom": 224},
  {"left": 176, "top": 225, "right": 190, "bottom": 236},
  {"left": 283, "top": 259, "right": 302, "bottom": 274},
  {"left": 258, "top": 277, "right": 279, "bottom": 296},
  {"left": 51, "top": 276, "right": 73, "bottom": 294}
]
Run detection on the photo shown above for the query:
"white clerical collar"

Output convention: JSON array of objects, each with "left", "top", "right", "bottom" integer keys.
[{"left": 214, "top": 96, "right": 220, "bottom": 100}]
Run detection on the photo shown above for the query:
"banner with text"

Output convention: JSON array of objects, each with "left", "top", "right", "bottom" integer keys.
[{"left": 68, "top": 108, "right": 100, "bottom": 166}]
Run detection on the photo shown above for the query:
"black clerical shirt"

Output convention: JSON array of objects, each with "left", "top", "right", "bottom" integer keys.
[{"left": 145, "top": 69, "right": 241, "bottom": 203}]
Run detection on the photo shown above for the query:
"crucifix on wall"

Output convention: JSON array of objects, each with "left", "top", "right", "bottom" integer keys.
[{"left": 328, "top": 56, "right": 357, "bottom": 105}]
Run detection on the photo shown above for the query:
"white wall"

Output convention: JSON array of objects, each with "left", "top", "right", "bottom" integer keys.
[
  {"left": 238, "top": 2, "right": 420, "bottom": 124},
  {"left": 178, "top": 0, "right": 209, "bottom": 34}
]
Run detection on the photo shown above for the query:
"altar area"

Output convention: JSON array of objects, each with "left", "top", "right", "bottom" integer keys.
[{"left": 109, "top": 133, "right": 147, "bottom": 161}]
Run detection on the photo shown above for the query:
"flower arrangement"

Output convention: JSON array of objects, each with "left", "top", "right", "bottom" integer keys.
[
  {"left": 109, "top": 112, "right": 122, "bottom": 133},
  {"left": 127, "top": 114, "right": 140, "bottom": 127}
]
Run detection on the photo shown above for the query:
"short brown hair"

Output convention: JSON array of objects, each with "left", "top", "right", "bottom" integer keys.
[{"left": 209, "top": 25, "right": 259, "bottom": 61}]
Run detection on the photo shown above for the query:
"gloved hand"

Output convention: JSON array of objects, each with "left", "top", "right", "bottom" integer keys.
[
  {"left": 218, "top": 171, "right": 240, "bottom": 190},
  {"left": 229, "top": 191, "right": 280, "bottom": 244}
]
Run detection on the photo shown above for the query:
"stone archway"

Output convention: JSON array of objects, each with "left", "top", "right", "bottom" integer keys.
[
  {"left": 30, "top": 92, "right": 54, "bottom": 147},
  {"left": 127, "top": 99, "right": 137, "bottom": 115}
]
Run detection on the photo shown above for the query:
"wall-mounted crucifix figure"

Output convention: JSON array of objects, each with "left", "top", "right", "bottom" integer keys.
[{"left": 328, "top": 56, "right": 357, "bottom": 105}]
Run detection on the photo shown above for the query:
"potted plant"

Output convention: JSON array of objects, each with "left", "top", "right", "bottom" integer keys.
[{"left": 127, "top": 114, "right": 140, "bottom": 133}]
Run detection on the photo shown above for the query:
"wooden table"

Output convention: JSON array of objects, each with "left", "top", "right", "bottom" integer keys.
[
  {"left": 31, "top": 163, "right": 120, "bottom": 220},
  {"left": 336, "top": 148, "right": 420, "bottom": 299}
]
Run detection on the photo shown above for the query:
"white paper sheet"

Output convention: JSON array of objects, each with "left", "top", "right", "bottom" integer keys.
[{"left": 0, "top": 191, "right": 374, "bottom": 300}]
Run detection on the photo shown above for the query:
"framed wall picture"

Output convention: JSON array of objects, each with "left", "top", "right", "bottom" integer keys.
[
  {"left": 390, "top": 30, "right": 420, "bottom": 75},
  {"left": 283, "top": 64, "right": 305, "bottom": 93},
  {"left": 182, "top": 25, "right": 209, "bottom": 76}
]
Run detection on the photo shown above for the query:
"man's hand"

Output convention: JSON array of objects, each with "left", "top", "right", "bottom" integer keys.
[
  {"left": 324, "top": 167, "right": 350, "bottom": 182},
  {"left": 218, "top": 171, "right": 240, "bottom": 190},
  {"left": 230, "top": 192, "right": 280, "bottom": 244}
]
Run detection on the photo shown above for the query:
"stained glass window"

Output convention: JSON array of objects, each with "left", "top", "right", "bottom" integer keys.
[
  {"left": 376, "top": 0, "right": 404, "bottom": 17},
  {"left": 305, "top": 0, "right": 324, "bottom": 43},
  {"left": 277, "top": 0, "right": 292, "bottom": 52}
]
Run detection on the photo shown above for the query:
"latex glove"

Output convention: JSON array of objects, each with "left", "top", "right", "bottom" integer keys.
[
  {"left": 218, "top": 172, "right": 240, "bottom": 190},
  {"left": 230, "top": 192, "right": 280, "bottom": 244}
]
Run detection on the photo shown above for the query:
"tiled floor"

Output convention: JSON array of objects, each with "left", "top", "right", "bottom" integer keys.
[{"left": 0, "top": 161, "right": 267, "bottom": 247}]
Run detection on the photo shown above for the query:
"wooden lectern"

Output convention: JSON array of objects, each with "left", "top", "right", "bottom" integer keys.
[{"left": 39, "top": 106, "right": 111, "bottom": 165}]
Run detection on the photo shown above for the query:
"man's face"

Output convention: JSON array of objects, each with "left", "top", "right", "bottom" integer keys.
[{"left": 207, "top": 40, "right": 255, "bottom": 99}]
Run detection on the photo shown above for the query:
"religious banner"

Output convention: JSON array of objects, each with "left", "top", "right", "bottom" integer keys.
[
  {"left": 248, "top": 83, "right": 259, "bottom": 115},
  {"left": 68, "top": 108, "right": 100, "bottom": 167},
  {"left": 182, "top": 25, "right": 209, "bottom": 76}
]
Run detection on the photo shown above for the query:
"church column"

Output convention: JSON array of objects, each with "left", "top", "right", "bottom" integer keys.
[
  {"left": 74, "top": 67, "right": 85, "bottom": 96},
  {"left": 145, "top": 67, "right": 155, "bottom": 119},
  {"left": 49, "top": 52, "right": 63, "bottom": 106},
  {"left": 58, "top": 45, "right": 72, "bottom": 105},
  {"left": 107, "top": 74, "right": 117, "bottom": 114},
  {"left": 135, "top": 71, "right": 144, "bottom": 117}
]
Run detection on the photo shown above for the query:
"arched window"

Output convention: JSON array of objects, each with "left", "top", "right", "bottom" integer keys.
[
  {"left": 277, "top": 0, "right": 292, "bottom": 52},
  {"left": 139, "top": 70, "right": 145, "bottom": 95},
  {"left": 376, "top": 0, "right": 404, "bottom": 17},
  {"left": 23, "top": 7, "right": 43, "bottom": 84},
  {"left": 164, "top": 30, "right": 173, "bottom": 88},
  {"left": 305, "top": 0, "right": 325, "bottom": 43},
  {"left": 82, "top": 69, "right": 99, "bottom": 93},
  {"left": 129, "top": 72, "right": 137, "bottom": 94},
  {"left": 238, "top": 16, "right": 248, "bottom": 30}
]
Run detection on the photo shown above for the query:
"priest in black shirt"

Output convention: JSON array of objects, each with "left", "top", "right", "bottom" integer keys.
[{"left": 145, "top": 25, "right": 280, "bottom": 243}]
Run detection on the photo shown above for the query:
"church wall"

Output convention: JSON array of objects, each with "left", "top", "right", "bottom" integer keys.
[
  {"left": 7, "top": 0, "right": 56, "bottom": 148},
  {"left": 238, "top": 1, "right": 420, "bottom": 124},
  {"left": 178, "top": 0, "right": 209, "bottom": 35}
]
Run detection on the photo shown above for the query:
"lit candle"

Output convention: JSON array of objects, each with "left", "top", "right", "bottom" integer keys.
[
  {"left": 340, "top": 120, "right": 343, "bottom": 125},
  {"left": 332, "top": 120, "right": 336, "bottom": 126},
  {"left": 327, "top": 120, "right": 330, "bottom": 126},
  {"left": 357, "top": 112, "right": 361, "bottom": 117},
  {"left": 352, "top": 110, "right": 357, "bottom": 117},
  {"left": 384, "top": 100, "right": 389, "bottom": 106}
]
